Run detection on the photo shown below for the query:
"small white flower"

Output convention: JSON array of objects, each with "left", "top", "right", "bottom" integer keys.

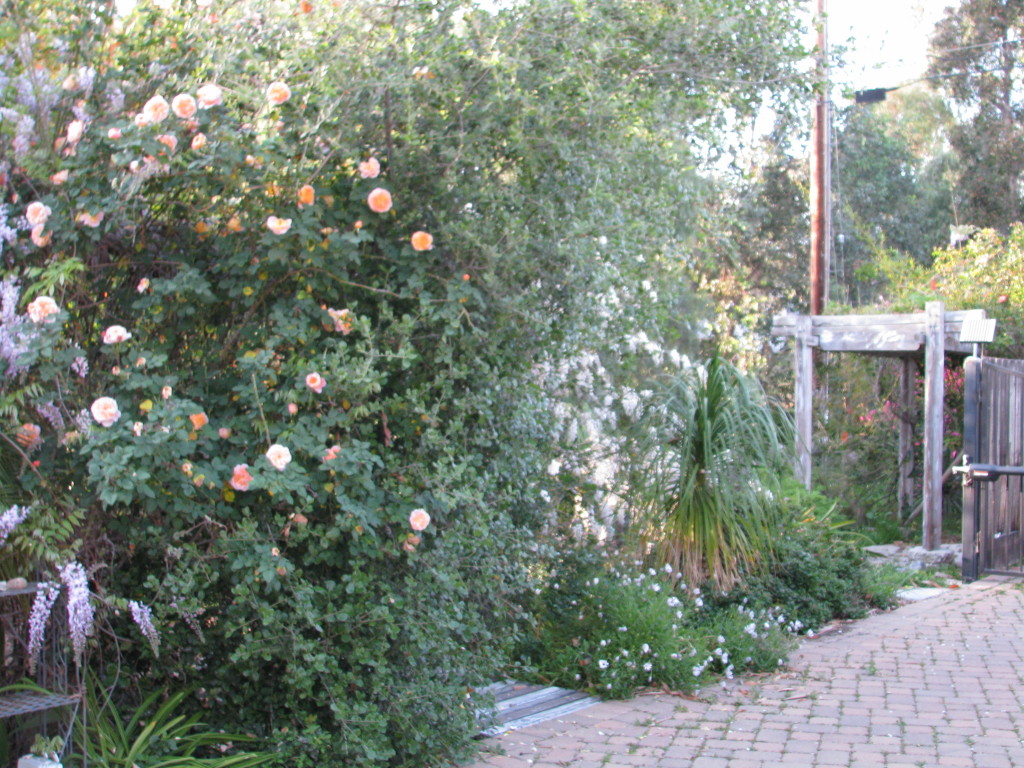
[
  {"left": 598, "top": 659, "right": 609, "bottom": 669},
  {"left": 617, "top": 626, "right": 628, "bottom": 632}
]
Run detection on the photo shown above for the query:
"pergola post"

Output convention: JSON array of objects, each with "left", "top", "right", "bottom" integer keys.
[
  {"left": 897, "top": 357, "right": 915, "bottom": 520},
  {"left": 794, "top": 314, "right": 814, "bottom": 490},
  {"left": 923, "top": 301, "right": 945, "bottom": 550}
]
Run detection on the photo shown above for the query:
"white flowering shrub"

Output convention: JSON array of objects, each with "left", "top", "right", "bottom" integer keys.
[{"left": 520, "top": 539, "right": 799, "bottom": 699}]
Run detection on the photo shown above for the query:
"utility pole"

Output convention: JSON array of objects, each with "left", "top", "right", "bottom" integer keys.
[{"left": 809, "top": 0, "right": 830, "bottom": 315}]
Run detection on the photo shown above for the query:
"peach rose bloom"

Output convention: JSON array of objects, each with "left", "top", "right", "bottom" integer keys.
[
  {"left": 51, "top": 170, "right": 69, "bottom": 186},
  {"left": 409, "top": 508, "right": 431, "bottom": 531},
  {"left": 30, "top": 225, "right": 51, "bottom": 248},
  {"left": 142, "top": 94, "right": 170, "bottom": 124},
  {"left": 358, "top": 157, "right": 380, "bottom": 179},
  {"left": 26, "top": 201, "right": 51, "bottom": 227},
  {"left": 90, "top": 396, "right": 122, "bottom": 428},
  {"left": 108, "top": 126, "right": 123, "bottom": 140},
  {"left": 16, "top": 423, "right": 41, "bottom": 450},
  {"left": 172, "top": 93, "right": 197, "bottom": 119},
  {"left": 156, "top": 134, "right": 178, "bottom": 152},
  {"left": 133, "top": 113, "right": 150, "bottom": 129},
  {"left": 327, "top": 308, "right": 353, "bottom": 334},
  {"left": 226, "top": 215, "right": 243, "bottom": 232},
  {"left": 161, "top": 385, "right": 173, "bottom": 399},
  {"left": 305, "top": 372, "right": 326, "bottom": 394},
  {"left": 102, "top": 325, "right": 132, "bottom": 344},
  {"left": 191, "top": 133, "right": 207, "bottom": 150},
  {"left": 410, "top": 231, "right": 433, "bottom": 251},
  {"left": 66, "top": 119, "right": 85, "bottom": 144},
  {"left": 189, "top": 412, "right": 209, "bottom": 430},
  {"left": 266, "top": 81, "right": 291, "bottom": 107},
  {"left": 265, "top": 443, "right": 292, "bottom": 471},
  {"left": 297, "top": 184, "right": 315, "bottom": 206},
  {"left": 137, "top": 277, "right": 151, "bottom": 293},
  {"left": 229, "top": 464, "right": 252, "bottom": 491},
  {"left": 132, "top": 422, "right": 144, "bottom": 437},
  {"left": 367, "top": 188, "right": 392, "bottom": 214},
  {"left": 26, "top": 296, "right": 59, "bottom": 323},
  {"left": 62, "top": 75, "right": 79, "bottom": 91},
  {"left": 218, "top": 427, "right": 232, "bottom": 439},
  {"left": 77, "top": 211, "right": 104, "bottom": 228},
  {"left": 322, "top": 444, "right": 341, "bottom": 462},
  {"left": 197, "top": 83, "right": 223, "bottom": 108},
  {"left": 287, "top": 402, "right": 299, "bottom": 415},
  {"left": 266, "top": 216, "right": 292, "bottom": 235}
]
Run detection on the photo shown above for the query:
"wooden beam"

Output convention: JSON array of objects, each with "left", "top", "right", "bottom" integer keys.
[
  {"left": 923, "top": 301, "right": 945, "bottom": 550},
  {"left": 817, "top": 331, "right": 924, "bottom": 353},
  {"left": 794, "top": 315, "right": 814, "bottom": 489}
]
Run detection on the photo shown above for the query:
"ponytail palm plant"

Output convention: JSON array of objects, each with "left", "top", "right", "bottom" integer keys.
[{"left": 627, "top": 356, "right": 794, "bottom": 591}]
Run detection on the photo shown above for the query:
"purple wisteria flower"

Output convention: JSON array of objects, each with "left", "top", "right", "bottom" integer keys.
[
  {"left": 0, "top": 505, "right": 29, "bottom": 547},
  {"left": 26, "top": 583, "right": 60, "bottom": 673},
  {"left": 0, "top": 276, "right": 34, "bottom": 376},
  {"left": 59, "top": 562, "right": 94, "bottom": 667},
  {"left": 129, "top": 600, "right": 160, "bottom": 656}
]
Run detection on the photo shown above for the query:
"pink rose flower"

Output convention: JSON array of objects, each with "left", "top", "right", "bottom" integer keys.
[
  {"left": 156, "top": 134, "right": 178, "bottom": 153},
  {"left": 77, "top": 211, "right": 104, "bottom": 228},
  {"left": 50, "top": 169, "right": 69, "bottom": 185},
  {"left": 230, "top": 464, "right": 253, "bottom": 491},
  {"left": 265, "top": 443, "right": 292, "bottom": 471},
  {"left": 358, "top": 157, "right": 381, "bottom": 179},
  {"left": 218, "top": 427, "right": 232, "bottom": 439},
  {"left": 196, "top": 83, "right": 223, "bottom": 108},
  {"left": 102, "top": 325, "right": 132, "bottom": 344},
  {"left": 26, "top": 296, "right": 59, "bottom": 323},
  {"left": 266, "top": 81, "right": 291, "bottom": 107},
  {"left": 137, "top": 278, "right": 150, "bottom": 293},
  {"left": 107, "top": 126, "right": 123, "bottom": 140},
  {"left": 322, "top": 444, "right": 341, "bottom": 462},
  {"left": 171, "top": 93, "right": 197, "bottom": 119},
  {"left": 327, "top": 308, "right": 353, "bottom": 334},
  {"left": 133, "top": 113, "right": 150, "bottom": 128},
  {"left": 26, "top": 201, "right": 51, "bottom": 227},
  {"left": 132, "top": 422, "right": 144, "bottom": 436},
  {"left": 30, "top": 225, "right": 51, "bottom": 248},
  {"left": 191, "top": 133, "right": 207, "bottom": 150},
  {"left": 66, "top": 119, "right": 85, "bottom": 144},
  {"left": 90, "top": 396, "right": 122, "bottom": 428},
  {"left": 266, "top": 216, "right": 292, "bottom": 235},
  {"left": 287, "top": 402, "right": 299, "bottom": 415},
  {"left": 305, "top": 372, "right": 326, "bottom": 394},
  {"left": 409, "top": 508, "right": 430, "bottom": 531},
  {"left": 161, "top": 385, "right": 173, "bottom": 399},
  {"left": 142, "top": 94, "right": 170, "bottom": 124},
  {"left": 367, "top": 188, "right": 392, "bottom": 214}
]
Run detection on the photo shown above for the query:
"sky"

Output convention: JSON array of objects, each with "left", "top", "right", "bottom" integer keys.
[{"left": 828, "top": 0, "right": 955, "bottom": 99}]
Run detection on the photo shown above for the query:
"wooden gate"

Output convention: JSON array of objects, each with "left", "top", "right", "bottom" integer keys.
[{"left": 960, "top": 356, "right": 1024, "bottom": 581}]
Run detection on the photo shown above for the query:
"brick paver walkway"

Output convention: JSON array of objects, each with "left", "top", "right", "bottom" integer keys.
[{"left": 464, "top": 575, "right": 1024, "bottom": 768}]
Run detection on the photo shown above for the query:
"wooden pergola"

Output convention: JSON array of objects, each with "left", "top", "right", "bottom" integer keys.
[{"left": 772, "top": 301, "right": 987, "bottom": 550}]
